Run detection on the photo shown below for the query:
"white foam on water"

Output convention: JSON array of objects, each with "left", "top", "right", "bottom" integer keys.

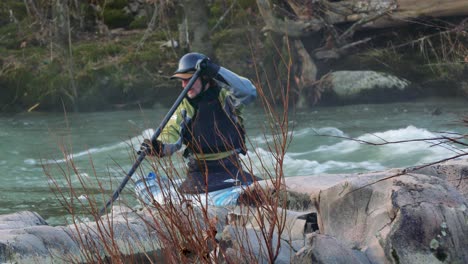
[
  {"left": 312, "top": 140, "right": 361, "bottom": 154},
  {"left": 141, "top": 128, "right": 155, "bottom": 139},
  {"left": 247, "top": 125, "right": 464, "bottom": 176},
  {"left": 29, "top": 129, "right": 153, "bottom": 165},
  {"left": 28, "top": 125, "right": 463, "bottom": 178},
  {"left": 311, "top": 127, "right": 347, "bottom": 137},
  {"left": 244, "top": 147, "right": 385, "bottom": 177},
  {"left": 311, "top": 160, "right": 385, "bottom": 174},
  {"left": 281, "top": 155, "right": 385, "bottom": 175},
  {"left": 250, "top": 126, "right": 347, "bottom": 147},
  {"left": 311, "top": 125, "right": 460, "bottom": 157},
  {"left": 24, "top": 159, "right": 37, "bottom": 165},
  {"left": 418, "top": 144, "right": 468, "bottom": 164},
  {"left": 33, "top": 143, "right": 126, "bottom": 164},
  {"left": 359, "top": 125, "right": 437, "bottom": 144},
  {"left": 359, "top": 125, "right": 462, "bottom": 161}
]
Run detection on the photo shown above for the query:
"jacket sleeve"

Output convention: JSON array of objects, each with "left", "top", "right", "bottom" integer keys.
[
  {"left": 215, "top": 67, "right": 257, "bottom": 107},
  {"left": 155, "top": 101, "right": 194, "bottom": 157}
]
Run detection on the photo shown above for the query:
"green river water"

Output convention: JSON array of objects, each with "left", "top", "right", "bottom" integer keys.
[{"left": 0, "top": 97, "right": 466, "bottom": 225}]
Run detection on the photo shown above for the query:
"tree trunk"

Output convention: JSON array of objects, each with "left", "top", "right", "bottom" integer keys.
[
  {"left": 52, "top": 0, "right": 78, "bottom": 111},
  {"left": 180, "top": 0, "right": 214, "bottom": 58},
  {"left": 66, "top": 3, "right": 78, "bottom": 113},
  {"left": 326, "top": 0, "right": 468, "bottom": 28},
  {"left": 293, "top": 39, "right": 317, "bottom": 108},
  {"left": 53, "top": 0, "right": 68, "bottom": 45}
]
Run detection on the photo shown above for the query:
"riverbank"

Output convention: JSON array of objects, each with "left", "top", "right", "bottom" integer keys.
[
  {"left": 1, "top": 98, "right": 467, "bottom": 225},
  {"left": 1, "top": 1, "right": 467, "bottom": 113}
]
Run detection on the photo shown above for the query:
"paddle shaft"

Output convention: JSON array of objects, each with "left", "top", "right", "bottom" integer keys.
[{"left": 99, "top": 69, "right": 202, "bottom": 216}]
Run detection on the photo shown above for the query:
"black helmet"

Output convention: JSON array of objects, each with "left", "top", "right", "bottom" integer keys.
[{"left": 171, "top": 52, "right": 209, "bottom": 79}]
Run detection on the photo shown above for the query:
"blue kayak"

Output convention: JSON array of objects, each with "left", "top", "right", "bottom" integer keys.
[{"left": 134, "top": 172, "right": 250, "bottom": 207}]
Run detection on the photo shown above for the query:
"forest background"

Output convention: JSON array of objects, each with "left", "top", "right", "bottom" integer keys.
[{"left": 0, "top": 0, "right": 467, "bottom": 113}]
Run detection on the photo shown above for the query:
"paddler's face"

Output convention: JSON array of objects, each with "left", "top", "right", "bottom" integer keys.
[{"left": 181, "top": 77, "right": 203, "bottom": 99}]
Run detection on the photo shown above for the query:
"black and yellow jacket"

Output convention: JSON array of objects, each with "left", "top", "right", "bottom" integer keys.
[{"left": 156, "top": 67, "right": 257, "bottom": 161}]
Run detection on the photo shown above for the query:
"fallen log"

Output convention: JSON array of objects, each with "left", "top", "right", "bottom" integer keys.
[{"left": 257, "top": 0, "right": 468, "bottom": 36}]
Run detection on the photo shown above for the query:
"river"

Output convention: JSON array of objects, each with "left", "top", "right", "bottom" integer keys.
[{"left": 0, "top": 97, "right": 466, "bottom": 225}]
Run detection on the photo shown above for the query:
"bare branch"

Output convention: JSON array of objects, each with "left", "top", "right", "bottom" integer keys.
[
  {"left": 337, "top": 9, "right": 393, "bottom": 44},
  {"left": 137, "top": 3, "right": 159, "bottom": 52},
  {"left": 210, "top": 0, "right": 237, "bottom": 33},
  {"left": 313, "top": 130, "right": 467, "bottom": 147},
  {"left": 256, "top": 0, "right": 322, "bottom": 37},
  {"left": 314, "top": 37, "right": 372, "bottom": 60},
  {"left": 347, "top": 152, "right": 468, "bottom": 195}
]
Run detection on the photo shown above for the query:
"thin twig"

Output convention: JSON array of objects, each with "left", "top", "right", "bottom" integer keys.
[
  {"left": 210, "top": 0, "right": 238, "bottom": 33},
  {"left": 347, "top": 152, "right": 468, "bottom": 195}
]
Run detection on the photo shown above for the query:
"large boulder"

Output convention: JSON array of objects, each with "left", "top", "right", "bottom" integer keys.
[
  {"left": 223, "top": 167, "right": 467, "bottom": 263},
  {"left": 0, "top": 204, "right": 230, "bottom": 263},
  {"left": 0, "top": 211, "right": 68, "bottom": 263},
  {"left": 321, "top": 71, "right": 415, "bottom": 104},
  {"left": 293, "top": 233, "right": 370, "bottom": 264},
  {"left": 0, "top": 211, "right": 47, "bottom": 230},
  {"left": 219, "top": 224, "right": 295, "bottom": 264},
  {"left": 315, "top": 170, "right": 468, "bottom": 263},
  {"left": 0, "top": 206, "right": 163, "bottom": 263}
]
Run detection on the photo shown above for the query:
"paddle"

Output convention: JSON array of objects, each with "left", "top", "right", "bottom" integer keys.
[{"left": 99, "top": 68, "right": 202, "bottom": 216}]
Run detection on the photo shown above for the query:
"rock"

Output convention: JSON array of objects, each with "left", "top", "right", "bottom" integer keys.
[
  {"left": 0, "top": 211, "right": 48, "bottom": 230},
  {"left": 136, "top": 9, "right": 148, "bottom": 18},
  {"left": 459, "top": 81, "right": 468, "bottom": 99},
  {"left": 220, "top": 225, "right": 294, "bottom": 264},
  {"left": 1, "top": 166, "right": 467, "bottom": 263},
  {"left": 0, "top": 206, "right": 165, "bottom": 263},
  {"left": 3, "top": 226, "right": 80, "bottom": 262},
  {"left": 413, "top": 158, "right": 468, "bottom": 198},
  {"left": 281, "top": 174, "right": 353, "bottom": 201},
  {"left": 159, "top": 39, "right": 179, "bottom": 48},
  {"left": 322, "top": 71, "right": 413, "bottom": 104},
  {"left": 293, "top": 233, "right": 369, "bottom": 264},
  {"left": 123, "top": 6, "right": 132, "bottom": 15},
  {"left": 129, "top": 2, "right": 139, "bottom": 13},
  {"left": 0, "top": 224, "right": 81, "bottom": 263},
  {"left": 317, "top": 170, "right": 468, "bottom": 263}
]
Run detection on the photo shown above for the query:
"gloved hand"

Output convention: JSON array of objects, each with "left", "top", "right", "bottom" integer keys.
[
  {"left": 196, "top": 58, "right": 220, "bottom": 79},
  {"left": 137, "top": 138, "right": 163, "bottom": 156}
]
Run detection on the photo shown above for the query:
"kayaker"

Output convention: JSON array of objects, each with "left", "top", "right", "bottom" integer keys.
[{"left": 138, "top": 52, "right": 260, "bottom": 195}]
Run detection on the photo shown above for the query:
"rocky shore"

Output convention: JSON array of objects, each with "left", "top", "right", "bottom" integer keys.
[{"left": 1, "top": 159, "right": 467, "bottom": 263}]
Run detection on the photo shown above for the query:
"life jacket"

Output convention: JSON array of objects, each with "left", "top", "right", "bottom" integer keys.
[{"left": 183, "top": 85, "right": 246, "bottom": 155}]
